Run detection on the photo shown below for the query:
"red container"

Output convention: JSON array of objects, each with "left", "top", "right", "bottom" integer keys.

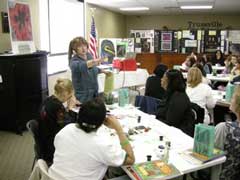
[{"left": 113, "top": 58, "right": 137, "bottom": 71}]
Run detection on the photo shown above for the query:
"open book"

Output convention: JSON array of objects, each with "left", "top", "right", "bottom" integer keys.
[
  {"left": 123, "top": 160, "right": 181, "bottom": 180},
  {"left": 180, "top": 148, "right": 226, "bottom": 164}
]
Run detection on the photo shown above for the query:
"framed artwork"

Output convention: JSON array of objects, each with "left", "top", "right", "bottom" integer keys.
[
  {"left": 8, "top": 1, "right": 35, "bottom": 54},
  {"left": 161, "top": 32, "right": 172, "bottom": 41},
  {"left": 161, "top": 42, "right": 172, "bottom": 51}
]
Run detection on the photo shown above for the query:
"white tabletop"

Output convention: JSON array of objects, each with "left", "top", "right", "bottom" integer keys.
[
  {"left": 212, "top": 90, "right": 230, "bottom": 107},
  {"left": 182, "top": 72, "right": 230, "bottom": 82},
  {"left": 98, "top": 68, "right": 149, "bottom": 92},
  {"left": 212, "top": 66, "right": 225, "bottom": 71},
  {"left": 106, "top": 105, "right": 226, "bottom": 179}
]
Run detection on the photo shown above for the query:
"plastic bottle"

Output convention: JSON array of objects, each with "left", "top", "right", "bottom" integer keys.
[{"left": 163, "top": 141, "right": 171, "bottom": 163}]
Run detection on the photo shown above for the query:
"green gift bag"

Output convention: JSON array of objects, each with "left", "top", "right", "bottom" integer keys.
[
  {"left": 225, "top": 82, "right": 235, "bottom": 102},
  {"left": 193, "top": 124, "right": 215, "bottom": 157},
  {"left": 118, "top": 88, "right": 129, "bottom": 107}
]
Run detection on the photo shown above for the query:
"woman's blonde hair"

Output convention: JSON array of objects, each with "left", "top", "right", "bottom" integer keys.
[
  {"left": 232, "top": 85, "right": 240, "bottom": 113},
  {"left": 68, "top": 37, "right": 88, "bottom": 64},
  {"left": 54, "top": 78, "right": 73, "bottom": 96},
  {"left": 187, "top": 67, "right": 202, "bottom": 88}
]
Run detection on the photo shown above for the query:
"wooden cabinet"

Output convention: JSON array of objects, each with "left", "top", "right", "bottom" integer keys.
[
  {"left": 0, "top": 52, "right": 48, "bottom": 132},
  {"left": 136, "top": 53, "right": 161, "bottom": 74},
  {"left": 136, "top": 53, "right": 187, "bottom": 73}
]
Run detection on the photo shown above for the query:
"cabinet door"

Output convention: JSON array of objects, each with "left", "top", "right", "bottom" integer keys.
[
  {"left": 14, "top": 56, "right": 48, "bottom": 130},
  {"left": 0, "top": 60, "right": 17, "bottom": 130}
]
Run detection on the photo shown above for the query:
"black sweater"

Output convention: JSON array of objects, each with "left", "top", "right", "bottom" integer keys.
[
  {"left": 145, "top": 76, "right": 166, "bottom": 100},
  {"left": 38, "top": 96, "right": 76, "bottom": 164},
  {"left": 156, "top": 91, "right": 194, "bottom": 136}
]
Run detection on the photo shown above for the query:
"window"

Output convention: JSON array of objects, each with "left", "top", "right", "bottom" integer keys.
[{"left": 39, "top": 0, "right": 85, "bottom": 74}]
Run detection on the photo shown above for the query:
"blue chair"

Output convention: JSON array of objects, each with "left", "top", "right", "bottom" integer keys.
[{"left": 135, "top": 95, "right": 162, "bottom": 115}]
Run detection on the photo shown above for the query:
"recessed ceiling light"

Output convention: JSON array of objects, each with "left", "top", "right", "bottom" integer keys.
[
  {"left": 180, "top": 5, "right": 213, "bottom": 9},
  {"left": 120, "top": 7, "right": 149, "bottom": 11}
]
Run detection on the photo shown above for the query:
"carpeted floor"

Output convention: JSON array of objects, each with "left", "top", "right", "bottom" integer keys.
[
  {"left": 0, "top": 130, "right": 193, "bottom": 180},
  {"left": 0, "top": 131, "right": 34, "bottom": 180}
]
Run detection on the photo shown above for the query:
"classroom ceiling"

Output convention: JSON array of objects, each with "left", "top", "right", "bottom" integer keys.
[{"left": 86, "top": 0, "right": 240, "bottom": 15}]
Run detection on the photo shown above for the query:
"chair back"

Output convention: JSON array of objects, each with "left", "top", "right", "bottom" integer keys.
[
  {"left": 135, "top": 95, "right": 161, "bottom": 115},
  {"left": 29, "top": 159, "right": 55, "bottom": 180},
  {"left": 190, "top": 102, "right": 205, "bottom": 124},
  {"left": 26, "top": 119, "right": 42, "bottom": 159}
]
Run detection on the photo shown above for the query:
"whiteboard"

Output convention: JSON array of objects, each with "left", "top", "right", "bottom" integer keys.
[{"left": 49, "top": 0, "right": 84, "bottom": 54}]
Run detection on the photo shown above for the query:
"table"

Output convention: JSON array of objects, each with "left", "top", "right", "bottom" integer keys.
[
  {"left": 48, "top": 68, "right": 149, "bottom": 95},
  {"left": 212, "top": 66, "right": 225, "bottom": 71},
  {"left": 106, "top": 105, "right": 226, "bottom": 180},
  {"left": 98, "top": 68, "right": 149, "bottom": 92},
  {"left": 212, "top": 90, "right": 230, "bottom": 107},
  {"left": 182, "top": 72, "right": 230, "bottom": 82}
]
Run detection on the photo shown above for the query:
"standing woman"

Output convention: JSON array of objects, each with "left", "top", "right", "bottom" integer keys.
[
  {"left": 68, "top": 36, "right": 108, "bottom": 103},
  {"left": 156, "top": 69, "right": 195, "bottom": 136}
]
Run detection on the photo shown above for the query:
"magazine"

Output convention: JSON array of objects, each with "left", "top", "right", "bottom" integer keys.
[
  {"left": 123, "top": 160, "right": 181, "bottom": 180},
  {"left": 180, "top": 148, "right": 226, "bottom": 164}
]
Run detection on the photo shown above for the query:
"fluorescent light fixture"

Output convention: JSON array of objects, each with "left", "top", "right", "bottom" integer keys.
[
  {"left": 120, "top": 7, "right": 149, "bottom": 11},
  {"left": 180, "top": 5, "right": 213, "bottom": 9}
]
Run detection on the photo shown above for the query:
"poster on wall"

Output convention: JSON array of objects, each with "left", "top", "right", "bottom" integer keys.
[{"left": 8, "top": 1, "right": 35, "bottom": 54}]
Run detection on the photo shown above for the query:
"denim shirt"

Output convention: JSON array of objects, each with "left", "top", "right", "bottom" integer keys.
[{"left": 70, "top": 53, "right": 101, "bottom": 103}]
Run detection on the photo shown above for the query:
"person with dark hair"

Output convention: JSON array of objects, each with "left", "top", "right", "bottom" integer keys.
[
  {"left": 156, "top": 69, "right": 195, "bottom": 136},
  {"left": 198, "top": 54, "right": 212, "bottom": 74},
  {"left": 193, "top": 63, "right": 211, "bottom": 85},
  {"left": 68, "top": 36, "right": 110, "bottom": 103},
  {"left": 145, "top": 64, "right": 168, "bottom": 99},
  {"left": 211, "top": 50, "right": 225, "bottom": 66},
  {"left": 49, "top": 98, "right": 135, "bottom": 180}
]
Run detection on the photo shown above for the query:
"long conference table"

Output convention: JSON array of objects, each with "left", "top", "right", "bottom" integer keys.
[
  {"left": 101, "top": 105, "right": 226, "bottom": 180},
  {"left": 48, "top": 68, "right": 149, "bottom": 95},
  {"left": 182, "top": 72, "right": 231, "bottom": 82}
]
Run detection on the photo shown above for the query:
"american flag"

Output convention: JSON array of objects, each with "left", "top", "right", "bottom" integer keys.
[{"left": 89, "top": 16, "right": 98, "bottom": 59}]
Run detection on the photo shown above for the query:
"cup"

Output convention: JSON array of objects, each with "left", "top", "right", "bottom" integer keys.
[{"left": 146, "top": 155, "right": 152, "bottom": 161}]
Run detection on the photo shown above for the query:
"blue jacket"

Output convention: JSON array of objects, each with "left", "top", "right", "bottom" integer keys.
[{"left": 70, "top": 53, "right": 101, "bottom": 103}]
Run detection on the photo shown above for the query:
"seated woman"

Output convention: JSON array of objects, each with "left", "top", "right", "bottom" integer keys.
[
  {"left": 231, "top": 58, "right": 240, "bottom": 77},
  {"left": 49, "top": 98, "right": 135, "bottom": 180},
  {"left": 181, "top": 56, "right": 196, "bottom": 72},
  {"left": 211, "top": 50, "right": 225, "bottom": 66},
  {"left": 198, "top": 54, "right": 212, "bottom": 74},
  {"left": 145, "top": 64, "right": 168, "bottom": 99},
  {"left": 213, "top": 85, "right": 240, "bottom": 179},
  {"left": 223, "top": 55, "right": 237, "bottom": 74},
  {"left": 186, "top": 67, "right": 216, "bottom": 124},
  {"left": 156, "top": 69, "right": 195, "bottom": 137},
  {"left": 193, "top": 63, "right": 211, "bottom": 85},
  {"left": 38, "top": 78, "right": 79, "bottom": 164}
]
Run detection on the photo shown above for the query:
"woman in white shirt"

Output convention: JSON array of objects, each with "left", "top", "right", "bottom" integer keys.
[
  {"left": 49, "top": 98, "right": 135, "bottom": 180},
  {"left": 186, "top": 67, "right": 217, "bottom": 124}
]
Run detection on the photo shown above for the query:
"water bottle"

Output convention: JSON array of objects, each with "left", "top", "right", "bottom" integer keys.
[{"left": 163, "top": 141, "right": 171, "bottom": 163}]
